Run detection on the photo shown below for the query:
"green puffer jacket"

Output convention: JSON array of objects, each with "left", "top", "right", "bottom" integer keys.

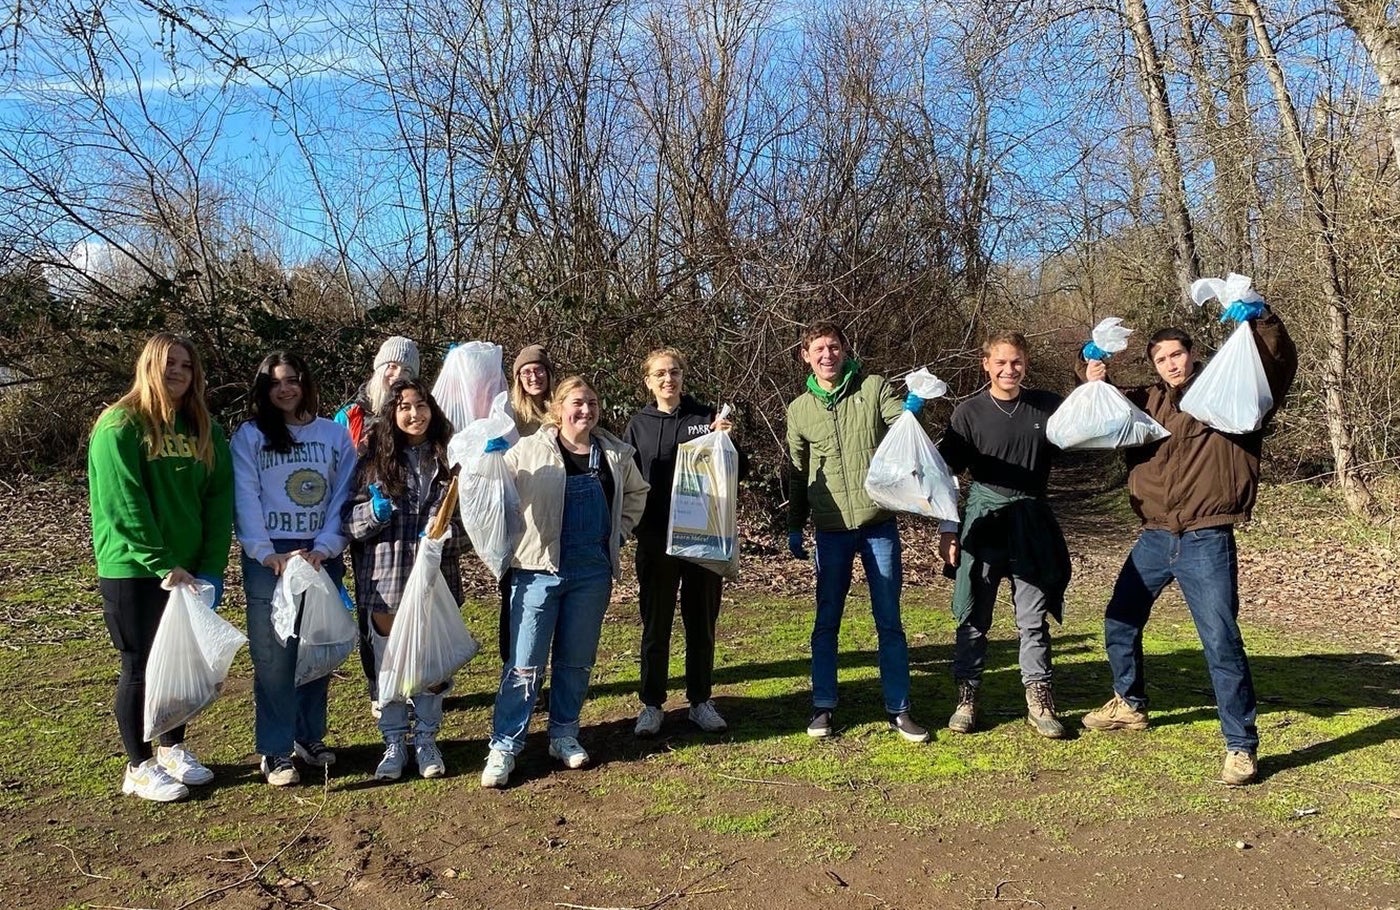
[{"left": 786, "top": 371, "right": 903, "bottom": 532}]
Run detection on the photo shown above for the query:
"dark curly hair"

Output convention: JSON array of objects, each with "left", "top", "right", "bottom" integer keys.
[{"left": 355, "top": 378, "right": 453, "bottom": 499}]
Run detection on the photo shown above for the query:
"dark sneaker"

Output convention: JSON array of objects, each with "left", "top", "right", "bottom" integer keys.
[
  {"left": 889, "top": 712, "right": 930, "bottom": 743},
  {"left": 1082, "top": 693, "right": 1149, "bottom": 732},
  {"left": 947, "top": 680, "right": 978, "bottom": 734},
  {"left": 1025, "top": 682, "right": 1067, "bottom": 739},
  {"left": 806, "top": 709, "right": 834, "bottom": 738},
  {"left": 1221, "top": 750, "right": 1258, "bottom": 786},
  {"left": 294, "top": 740, "right": 337, "bottom": 767}
]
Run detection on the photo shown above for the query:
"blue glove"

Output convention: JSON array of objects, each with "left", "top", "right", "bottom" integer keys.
[
  {"left": 903, "top": 392, "right": 924, "bottom": 413},
  {"left": 368, "top": 483, "right": 393, "bottom": 522},
  {"left": 337, "top": 585, "right": 356, "bottom": 613},
  {"left": 196, "top": 574, "right": 224, "bottom": 610},
  {"left": 1081, "top": 341, "right": 1111, "bottom": 362},
  {"left": 787, "top": 531, "right": 809, "bottom": 561},
  {"left": 1220, "top": 299, "right": 1265, "bottom": 323},
  {"left": 485, "top": 436, "right": 510, "bottom": 454}
]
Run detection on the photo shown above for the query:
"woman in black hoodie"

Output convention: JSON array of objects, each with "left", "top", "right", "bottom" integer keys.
[{"left": 623, "top": 347, "right": 738, "bottom": 737}]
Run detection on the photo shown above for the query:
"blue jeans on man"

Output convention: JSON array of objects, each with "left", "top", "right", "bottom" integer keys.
[
  {"left": 811, "top": 519, "right": 911, "bottom": 715},
  {"left": 1103, "top": 526, "right": 1258, "bottom": 751}
]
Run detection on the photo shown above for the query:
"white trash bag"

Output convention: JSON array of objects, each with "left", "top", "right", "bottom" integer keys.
[
  {"left": 1180, "top": 273, "right": 1274, "bottom": 434},
  {"left": 432, "top": 342, "right": 508, "bottom": 433},
  {"left": 864, "top": 369, "right": 960, "bottom": 521},
  {"left": 1047, "top": 317, "right": 1170, "bottom": 450},
  {"left": 377, "top": 533, "right": 480, "bottom": 702},
  {"left": 447, "top": 390, "right": 524, "bottom": 581},
  {"left": 666, "top": 404, "right": 740, "bottom": 578},
  {"left": 144, "top": 582, "right": 247, "bottom": 741},
  {"left": 271, "top": 554, "right": 358, "bottom": 686}
]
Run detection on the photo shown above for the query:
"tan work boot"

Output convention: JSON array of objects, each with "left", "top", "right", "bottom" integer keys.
[
  {"left": 1025, "top": 682, "right": 1067, "bottom": 739},
  {"left": 947, "top": 680, "right": 978, "bottom": 734},
  {"left": 1081, "top": 693, "right": 1149, "bottom": 732},
  {"left": 1221, "top": 750, "right": 1258, "bottom": 786}
]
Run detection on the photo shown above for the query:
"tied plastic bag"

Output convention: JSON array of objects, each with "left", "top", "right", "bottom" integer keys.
[
  {"left": 1181, "top": 273, "right": 1274, "bottom": 433},
  {"left": 864, "top": 369, "right": 960, "bottom": 521},
  {"left": 666, "top": 405, "right": 740, "bottom": 578},
  {"left": 377, "top": 534, "right": 480, "bottom": 701},
  {"left": 271, "top": 555, "right": 358, "bottom": 686},
  {"left": 1047, "top": 317, "right": 1170, "bottom": 450},
  {"left": 144, "top": 582, "right": 247, "bottom": 741},
  {"left": 447, "top": 390, "right": 524, "bottom": 580},
  {"left": 432, "top": 342, "right": 507, "bottom": 433}
]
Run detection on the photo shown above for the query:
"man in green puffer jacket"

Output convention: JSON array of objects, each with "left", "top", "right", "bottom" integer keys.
[{"left": 785, "top": 320, "right": 929, "bottom": 744}]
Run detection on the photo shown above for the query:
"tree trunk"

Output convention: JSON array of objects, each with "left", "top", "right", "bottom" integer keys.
[
  {"left": 1123, "top": 0, "right": 1201, "bottom": 307},
  {"left": 1238, "top": 0, "right": 1373, "bottom": 515},
  {"left": 1336, "top": 0, "right": 1400, "bottom": 168}
]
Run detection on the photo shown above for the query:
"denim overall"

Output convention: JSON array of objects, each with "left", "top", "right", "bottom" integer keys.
[{"left": 490, "top": 440, "right": 615, "bottom": 753}]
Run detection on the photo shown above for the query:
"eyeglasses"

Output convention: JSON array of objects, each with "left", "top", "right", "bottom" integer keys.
[
  {"left": 649, "top": 368, "right": 682, "bottom": 379},
  {"left": 519, "top": 366, "right": 548, "bottom": 379}
]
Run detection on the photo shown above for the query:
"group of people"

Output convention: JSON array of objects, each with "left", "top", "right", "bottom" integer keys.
[{"left": 87, "top": 301, "right": 1295, "bottom": 803}]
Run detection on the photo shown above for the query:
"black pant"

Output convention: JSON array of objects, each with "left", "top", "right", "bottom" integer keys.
[
  {"left": 498, "top": 570, "right": 513, "bottom": 663},
  {"left": 100, "top": 577, "right": 187, "bottom": 765},
  {"left": 636, "top": 537, "right": 722, "bottom": 707}
]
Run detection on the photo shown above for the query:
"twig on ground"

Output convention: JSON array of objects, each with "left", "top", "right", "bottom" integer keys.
[
  {"left": 554, "top": 858, "right": 742, "bottom": 910},
  {"left": 716, "top": 772, "right": 812, "bottom": 788},
  {"left": 972, "top": 879, "right": 1044, "bottom": 907},
  {"left": 55, "top": 841, "right": 111, "bottom": 880}
]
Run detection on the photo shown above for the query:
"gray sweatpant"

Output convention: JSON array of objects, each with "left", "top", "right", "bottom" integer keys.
[{"left": 952, "top": 549, "right": 1052, "bottom": 686}]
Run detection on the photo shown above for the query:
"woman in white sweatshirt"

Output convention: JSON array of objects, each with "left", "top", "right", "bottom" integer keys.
[{"left": 232, "top": 352, "right": 358, "bottom": 787}]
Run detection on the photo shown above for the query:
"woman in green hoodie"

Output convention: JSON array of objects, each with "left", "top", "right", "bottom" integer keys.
[{"left": 88, "top": 332, "right": 234, "bottom": 802}]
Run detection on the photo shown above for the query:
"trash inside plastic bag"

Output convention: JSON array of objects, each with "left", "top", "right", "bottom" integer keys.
[
  {"left": 377, "top": 535, "right": 480, "bottom": 701},
  {"left": 666, "top": 405, "right": 740, "bottom": 578},
  {"left": 1182, "top": 274, "right": 1274, "bottom": 433},
  {"left": 447, "top": 390, "right": 525, "bottom": 580},
  {"left": 432, "top": 342, "right": 508, "bottom": 433},
  {"left": 1047, "top": 381, "right": 1170, "bottom": 449},
  {"left": 271, "top": 555, "right": 357, "bottom": 685},
  {"left": 144, "top": 582, "right": 247, "bottom": 741},
  {"left": 864, "top": 371, "right": 960, "bottom": 520}
]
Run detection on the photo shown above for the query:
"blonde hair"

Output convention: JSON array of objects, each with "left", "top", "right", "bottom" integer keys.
[
  {"left": 511, "top": 365, "right": 553, "bottom": 430},
  {"left": 99, "top": 332, "right": 215, "bottom": 468},
  {"left": 543, "top": 375, "right": 599, "bottom": 428},
  {"left": 641, "top": 347, "right": 687, "bottom": 378}
]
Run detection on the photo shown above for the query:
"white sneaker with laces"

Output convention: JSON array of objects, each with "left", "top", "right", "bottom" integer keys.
[
  {"left": 688, "top": 699, "right": 728, "bottom": 733},
  {"left": 123, "top": 758, "right": 189, "bottom": 802},
  {"left": 260, "top": 755, "right": 301, "bottom": 787},
  {"left": 416, "top": 738, "right": 446, "bottom": 779},
  {"left": 634, "top": 705, "right": 664, "bottom": 737},
  {"left": 548, "top": 736, "right": 590, "bottom": 770},
  {"left": 157, "top": 743, "right": 215, "bottom": 785},
  {"left": 480, "top": 749, "right": 515, "bottom": 788},
  {"left": 375, "top": 740, "right": 408, "bottom": 781}
]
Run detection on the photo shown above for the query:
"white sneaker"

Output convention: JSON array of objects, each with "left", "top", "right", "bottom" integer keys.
[
  {"left": 548, "top": 736, "right": 590, "bottom": 770},
  {"left": 688, "top": 699, "right": 728, "bottom": 733},
  {"left": 375, "top": 740, "right": 408, "bottom": 781},
  {"left": 260, "top": 755, "right": 301, "bottom": 787},
  {"left": 480, "top": 749, "right": 515, "bottom": 788},
  {"left": 634, "top": 705, "right": 664, "bottom": 737},
  {"left": 122, "top": 758, "right": 189, "bottom": 802},
  {"left": 416, "top": 738, "right": 446, "bottom": 779},
  {"left": 157, "top": 743, "right": 214, "bottom": 785}
]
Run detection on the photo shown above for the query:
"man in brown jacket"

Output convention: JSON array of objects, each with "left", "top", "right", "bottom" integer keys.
[{"left": 1078, "top": 304, "right": 1296, "bottom": 786}]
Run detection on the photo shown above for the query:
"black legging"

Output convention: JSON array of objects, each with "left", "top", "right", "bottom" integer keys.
[{"left": 100, "top": 577, "right": 186, "bottom": 764}]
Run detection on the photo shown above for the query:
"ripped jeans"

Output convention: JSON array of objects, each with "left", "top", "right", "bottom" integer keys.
[{"left": 487, "top": 568, "right": 613, "bottom": 754}]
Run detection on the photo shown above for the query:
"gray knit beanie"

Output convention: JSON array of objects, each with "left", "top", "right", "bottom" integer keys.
[{"left": 374, "top": 336, "right": 420, "bottom": 378}]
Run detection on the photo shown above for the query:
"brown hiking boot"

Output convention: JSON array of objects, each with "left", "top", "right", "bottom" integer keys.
[
  {"left": 1025, "top": 682, "right": 1067, "bottom": 739},
  {"left": 1221, "top": 750, "right": 1258, "bottom": 786},
  {"left": 1081, "top": 693, "right": 1149, "bottom": 732},
  {"left": 947, "top": 680, "right": 978, "bottom": 734}
]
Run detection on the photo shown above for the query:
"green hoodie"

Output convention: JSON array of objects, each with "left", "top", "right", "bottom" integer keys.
[
  {"left": 88, "top": 407, "right": 235, "bottom": 579},
  {"left": 786, "top": 365, "right": 903, "bottom": 532}
]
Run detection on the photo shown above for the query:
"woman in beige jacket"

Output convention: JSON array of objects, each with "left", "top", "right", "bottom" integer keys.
[{"left": 480, "top": 376, "right": 649, "bottom": 788}]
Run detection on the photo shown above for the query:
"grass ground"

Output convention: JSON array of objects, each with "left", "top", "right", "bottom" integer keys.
[{"left": 0, "top": 477, "right": 1397, "bottom": 910}]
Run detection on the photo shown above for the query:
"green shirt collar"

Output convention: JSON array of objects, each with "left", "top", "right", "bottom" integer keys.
[{"left": 805, "top": 358, "right": 861, "bottom": 405}]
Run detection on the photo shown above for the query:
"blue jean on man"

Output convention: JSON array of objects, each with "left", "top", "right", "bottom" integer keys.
[
  {"left": 811, "top": 518, "right": 910, "bottom": 714},
  {"left": 243, "top": 539, "right": 345, "bottom": 759},
  {"left": 1103, "top": 526, "right": 1258, "bottom": 751},
  {"left": 489, "top": 465, "right": 614, "bottom": 754}
]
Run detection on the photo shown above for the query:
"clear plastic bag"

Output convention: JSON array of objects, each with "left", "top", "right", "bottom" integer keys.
[
  {"left": 1047, "top": 381, "right": 1170, "bottom": 449},
  {"left": 377, "top": 534, "right": 480, "bottom": 702},
  {"left": 666, "top": 405, "right": 740, "bottom": 578},
  {"left": 143, "top": 582, "right": 247, "bottom": 741},
  {"left": 1182, "top": 274, "right": 1273, "bottom": 433},
  {"left": 447, "top": 390, "right": 524, "bottom": 580},
  {"left": 432, "top": 342, "right": 507, "bottom": 433},
  {"left": 864, "top": 370, "right": 960, "bottom": 520},
  {"left": 271, "top": 555, "right": 358, "bottom": 686}
]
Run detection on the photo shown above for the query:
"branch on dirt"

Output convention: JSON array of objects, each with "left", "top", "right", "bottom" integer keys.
[{"left": 55, "top": 841, "right": 111, "bottom": 879}]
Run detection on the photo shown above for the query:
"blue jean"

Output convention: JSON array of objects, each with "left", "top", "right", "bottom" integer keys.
[
  {"left": 1103, "top": 526, "right": 1258, "bottom": 751},
  {"left": 811, "top": 519, "right": 910, "bottom": 714},
  {"left": 242, "top": 540, "right": 345, "bottom": 759}
]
